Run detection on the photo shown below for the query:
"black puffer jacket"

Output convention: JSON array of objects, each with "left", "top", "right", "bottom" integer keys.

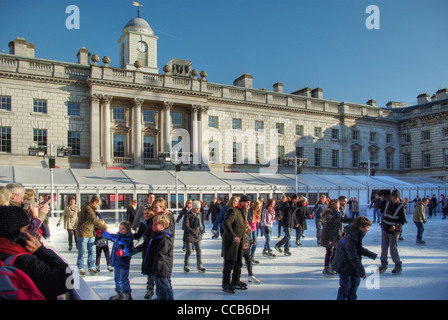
[
  {"left": 331, "top": 224, "right": 377, "bottom": 278},
  {"left": 321, "top": 208, "right": 353, "bottom": 248}
]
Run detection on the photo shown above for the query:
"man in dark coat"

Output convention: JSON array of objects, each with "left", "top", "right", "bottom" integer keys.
[
  {"left": 221, "top": 195, "right": 251, "bottom": 293},
  {"left": 274, "top": 194, "right": 299, "bottom": 256},
  {"left": 294, "top": 196, "right": 308, "bottom": 246},
  {"left": 332, "top": 216, "right": 377, "bottom": 300},
  {"left": 379, "top": 189, "right": 406, "bottom": 275}
]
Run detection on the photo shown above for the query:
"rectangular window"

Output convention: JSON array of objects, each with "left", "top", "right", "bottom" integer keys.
[
  {"left": 276, "top": 123, "right": 285, "bottom": 135},
  {"left": 172, "top": 112, "right": 183, "bottom": 126},
  {"left": 444, "top": 149, "right": 448, "bottom": 166},
  {"left": 143, "top": 136, "right": 155, "bottom": 159},
  {"left": 208, "top": 116, "right": 218, "bottom": 128},
  {"left": 352, "top": 150, "right": 360, "bottom": 168},
  {"left": 67, "top": 102, "right": 80, "bottom": 117},
  {"left": 232, "top": 142, "right": 241, "bottom": 164},
  {"left": 314, "top": 148, "right": 322, "bottom": 167},
  {"left": 33, "top": 99, "right": 47, "bottom": 114},
  {"left": 370, "top": 151, "right": 378, "bottom": 162},
  {"left": 232, "top": 118, "right": 242, "bottom": 130},
  {"left": 443, "top": 127, "right": 448, "bottom": 138},
  {"left": 33, "top": 129, "right": 47, "bottom": 147},
  {"left": 255, "top": 144, "right": 264, "bottom": 164},
  {"left": 403, "top": 152, "right": 411, "bottom": 169},
  {"left": 331, "top": 149, "right": 339, "bottom": 168},
  {"left": 143, "top": 110, "right": 155, "bottom": 123},
  {"left": 277, "top": 146, "right": 285, "bottom": 165},
  {"left": 296, "top": 146, "right": 304, "bottom": 158},
  {"left": 403, "top": 133, "right": 411, "bottom": 144},
  {"left": 386, "top": 134, "right": 393, "bottom": 144},
  {"left": 113, "top": 134, "right": 126, "bottom": 158},
  {"left": 295, "top": 125, "right": 304, "bottom": 136},
  {"left": 255, "top": 120, "right": 264, "bottom": 132},
  {"left": 314, "top": 127, "right": 322, "bottom": 138},
  {"left": 421, "top": 130, "right": 431, "bottom": 141},
  {"left": 113, "top": 107, "right": 125, "bottom": 121},
  {"left": 352, "top": 129, "right": 359, "bottom": 141},
  {"left": 209, "top": 141, "right": 217, "bottom": 162},
  {"left": 422, "top": 151, "right": 431, "bottom": 168},
  {"left": 331, "top": 129, "right": 339, "bottom": 140},
  {"left": 67, "top": 131, "right": 81, "bottom": 156},
  {"left": 386, "top": 153, "right": 393, "bottom": 169},
  {"left": 369, "top": 131, "right": 377, "bottom": 143},
  {"left": 0, "top": 127, "right": 11, "bottom": 153},
  {"left": 0, "top": 96, "right": 11, "bottom": 111}
]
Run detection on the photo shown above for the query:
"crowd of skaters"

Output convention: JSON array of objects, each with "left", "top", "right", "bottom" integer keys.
[{"left": 1, "top": 182, "right": 448, "bottom": 300}]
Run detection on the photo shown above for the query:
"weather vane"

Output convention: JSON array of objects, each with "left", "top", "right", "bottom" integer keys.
[{"left": 132, "top": 1, "right": 143, "bottom": 18}]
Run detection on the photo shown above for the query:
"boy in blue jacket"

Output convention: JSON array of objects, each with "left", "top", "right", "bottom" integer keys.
[{"left": 100, "top": 221, "right": 136, "bottom": 300}]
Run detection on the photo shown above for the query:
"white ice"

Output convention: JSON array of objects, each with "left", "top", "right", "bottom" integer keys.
[{"left": 46, "top": 212, "right": 448, "bottom": 300}]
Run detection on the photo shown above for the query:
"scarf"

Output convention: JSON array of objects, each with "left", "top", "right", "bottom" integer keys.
[{"left": 0, "top": 237, "right": 30, "bottom": 256}]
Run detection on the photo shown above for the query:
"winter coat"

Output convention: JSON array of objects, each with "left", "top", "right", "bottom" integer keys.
[
  {"left": 101, "top": 231, "right": 134, "bottom": 270},
  {"left": 222, "top": 205, "right": 247, "bottom": 262},
  {"left": 321, "top": 208, "right": 353, "bottom": 249},
  {"left": 312, "top": 202, "right": 327, "bottom": 221},
  {"left": 183, "top": 211, "right": 203, "bottom": 243},
  {"left": 293, "top": 203, "right": 308, "bottom": 230},
  {"left": 413, "top": 201, "right": 427, "bottom": 223},
  {"left": 261, "top": 208, "right": 276, "bottom": 228},
  {"left": 141, "top": 227, "right": 173, "bottom": 277},
  {"left": 331, "top": 224, "right": 377, "bottom": 278},
  {"left": 176, "top": 206, "right": 191, "bottom": 230},
  {"left": 0, "top": 245, "right": 70, "bottom": 300},
  {"left": 127, "top": 205, "right": 137, "bottom": 224},
  {"left": 381, "top": 200, "right": 406, "bottom": 235},
  {"left": 279, "top": 200, "right": 298, "bottom": 228},
  {"left": 76, "top": 203, "right": 107, "bottom": 238},
  {"left": 209, "top": 201, "right": 222, "bottom": 223},
  {"left": 58, "top": 205, "right": 80, "bottom": 230},
  {"left": 351, "top": 201, "right": 360, "bottom": 213}
]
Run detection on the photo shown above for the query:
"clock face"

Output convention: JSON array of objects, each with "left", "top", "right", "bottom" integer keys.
[{"left": 136, "top": 41, "right": 148, "bottom": 53}]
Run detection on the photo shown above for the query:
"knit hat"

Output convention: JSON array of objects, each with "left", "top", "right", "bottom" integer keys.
[
  {"left": 0, "top": 206, "right": 30, "bottom": 234},
  {"left": 391, "top": 189, "right": 401, "bottom": 198},
  {"left": 191, "top": 200, "right": 202, "bottom": 209},
  {"left": 240, "top": 195, "right": 252, "bottom": 203}
]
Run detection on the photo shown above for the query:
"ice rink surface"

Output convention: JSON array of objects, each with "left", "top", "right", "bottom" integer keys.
[{"left": 45, "top": 213, "right": 448, "bottom": 300}]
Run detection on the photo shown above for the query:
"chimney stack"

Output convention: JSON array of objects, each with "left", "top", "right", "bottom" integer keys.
[{"left": 233, "top": 73, "right": 253, "bottom": 89}]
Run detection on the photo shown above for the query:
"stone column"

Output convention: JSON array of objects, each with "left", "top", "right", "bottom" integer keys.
[
  {"left": 162, "top": 101, "right": 173, "bottom": 153},
  {"left": 133, "top": 98, "right": 144, "bottom": 168},
  {"left": 101, "top": 95, "right": 113, "bottom": 167},
  {"left": 199, "top": 106, "right": 209, "bottom": 167},
  {"left": 89, "top": 94, "right": 102, "bottom": 168},
  {"left": 192, "top": 105, "right": 201, "bottom": 165}
]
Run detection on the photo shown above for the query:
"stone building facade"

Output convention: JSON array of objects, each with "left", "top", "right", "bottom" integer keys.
[{"left": 0, "top": 16, "right": 447, "bottom": 181}]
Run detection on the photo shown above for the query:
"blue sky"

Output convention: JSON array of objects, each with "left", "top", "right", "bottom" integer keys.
[{"left": 1, "top": 0, "right": 447, "bottom": 107}]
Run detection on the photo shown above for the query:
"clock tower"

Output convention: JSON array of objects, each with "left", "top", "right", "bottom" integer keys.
[{"left": 118, "top": 16, "right": 159, "bottom": 73}]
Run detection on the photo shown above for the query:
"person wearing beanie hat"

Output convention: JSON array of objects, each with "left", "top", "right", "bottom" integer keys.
[
  {"left": 0, "top": 205, "right": 71, "bottom": 299},
  {"left": 379, "top": 189, "right": 406, "bottom": 275},
  {"left": 183, "top": 200, "right": 206, "bottom": 273},
  {"left": 274, "top": 194, "right": 300, "bottom": 256}
]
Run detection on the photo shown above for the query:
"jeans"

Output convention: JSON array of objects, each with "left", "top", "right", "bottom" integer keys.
[
  {"left": 414, "top": 221, "right": 424, "bottom": 241},
  {"left": 380, "top": 230, "right": 401, "bottom": 266},
  {"left": 264, "top": 226, "right": 272, "bottom": 251},
  {"left": 250, "top": 230, "right": 257, "bottom": 256},
  {"left": 315, "top": 217, "right": 323, "bottom": 245},
  {"left": 276, "top": 227, "right": 292, "bottom": 252},
  {"left": 77, "top": 237, "right": 95, "bottom": 270},
  {"left": 373, "top": 208, "right": 380, "bottom": 221},
  {"left": 114, "top": 267, "right": 131, "bottom": 294},
  {"left": 336, "top": 274, "right": 361, "bottom": 300},
  {"left": 147, "top": 275, "right": 174, "bottom": 300}
]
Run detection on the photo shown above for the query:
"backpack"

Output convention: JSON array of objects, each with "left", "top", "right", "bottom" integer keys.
[{"left": 0, "top": 253, "right": 45, "bottom": 300}]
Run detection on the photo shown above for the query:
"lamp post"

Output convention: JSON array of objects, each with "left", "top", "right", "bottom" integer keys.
[
  {"left": 28, "top": 144, "right": 72, "bottom": 216},
  {"left": 295, "top": 157, "right": 309, "bottom": 194}
]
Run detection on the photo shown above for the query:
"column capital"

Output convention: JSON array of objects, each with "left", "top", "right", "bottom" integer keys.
[
  {"left": 101, "top": 95, "right": 113, "bottom": 104},
  {"left": 163, "top": 101, "right": 174, "bottom": 110},
  {"left": 192, "top": 104, "right": 202, "bottom": 113},
  {"left": 134, "top": 98, "right": 145, "bottom": 107},
  {"left": 89, "top": 94, "right": 102, "bottom": 103},
  {"left": 200, "top": 105, "right": 209, "bottom": 113}
]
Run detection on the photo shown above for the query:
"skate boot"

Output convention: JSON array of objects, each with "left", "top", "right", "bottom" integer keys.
[
  {"left": 248, "top": 275, "right": 261, "bottom": 284},
  {"left": 391, "top": 264, "right": 402, "bottom": 275},
  {"left": 378, "top": 264, "right": 388, "bottom": 273},
  {"left": 197, "top": 263, "right": 206, "bottom": 273},
  {"left": 184, "top": 264, "right": 190, "bottom": 273}
]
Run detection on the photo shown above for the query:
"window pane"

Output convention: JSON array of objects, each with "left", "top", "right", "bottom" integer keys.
[
  {"left": 113, "top": 107, "right": 125, "bottom": 121},
  {"left": 33, "top": 129, "right": 47, "bottom": 147},
  {"left": 33, "top": 99, "right": 47, "bottom": 114},
  {"left": 67, "top": 102, "right": 80, "bottom": 116},
  {"left": 113, "top": 134, "right": 125, "bottom": 157},
  {"left": 143, "top": 136, "right": 155, "bottom": 159},
  {"left": 0, "top": 96, "right": 11, "bottom": 111},
  {"left": 68, "top": 131, "right": 81, "bottom": 156},
  {"left": 0, "top": 127, "right": 11, "bottom": 153}
]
